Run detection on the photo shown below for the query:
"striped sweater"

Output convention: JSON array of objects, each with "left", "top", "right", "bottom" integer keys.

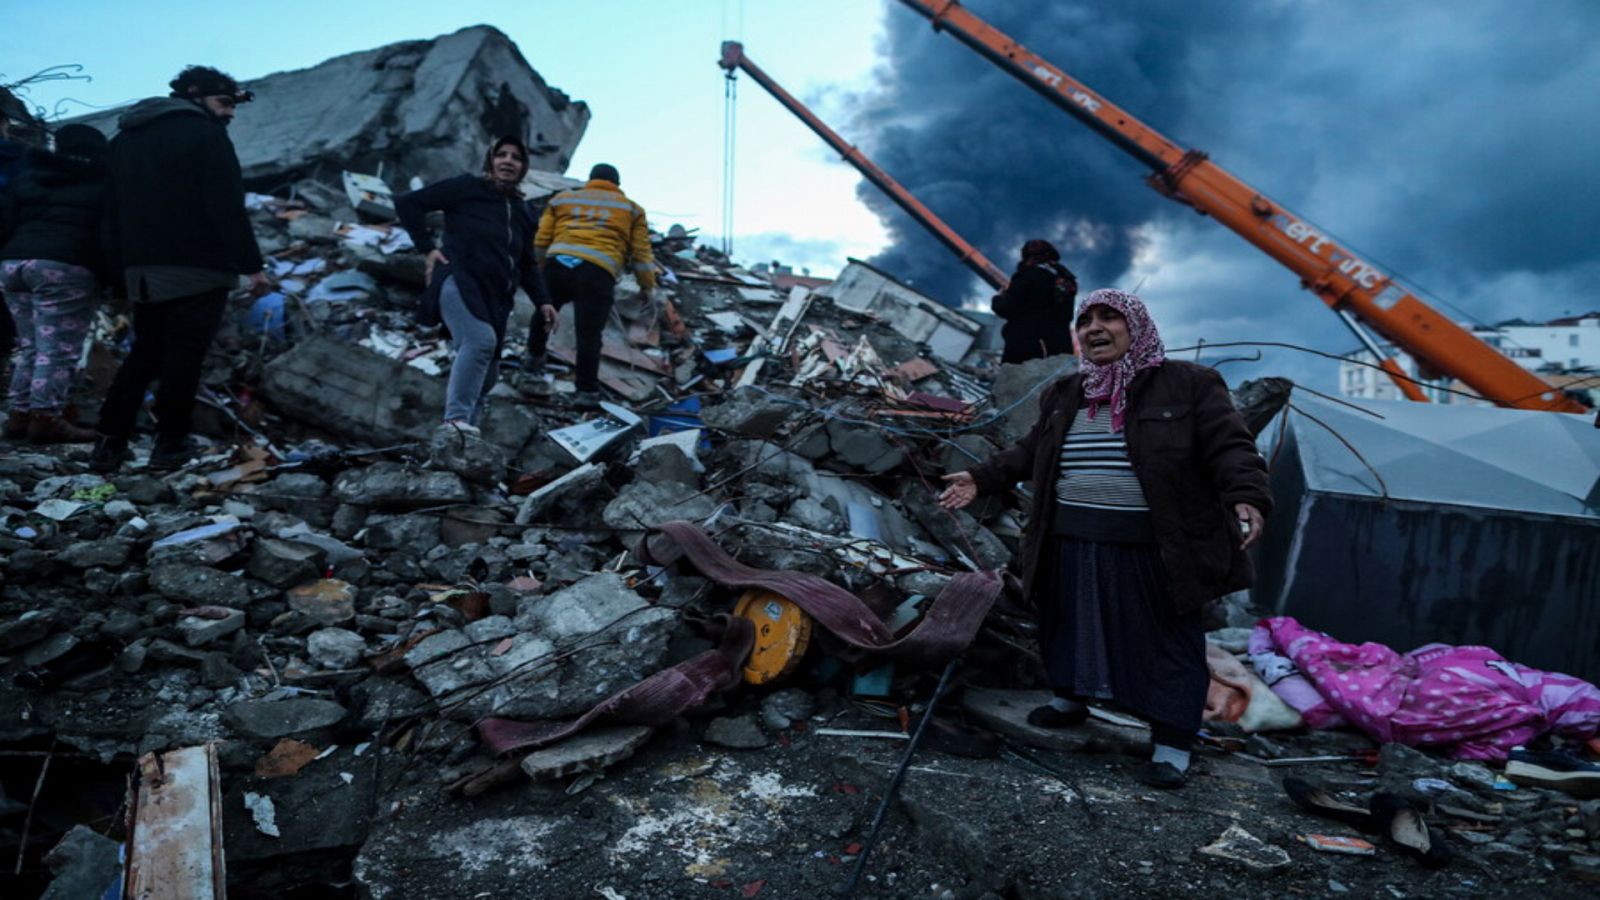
[{"left": 1051, "top": 408, "right": 1155, "bottom": 543}]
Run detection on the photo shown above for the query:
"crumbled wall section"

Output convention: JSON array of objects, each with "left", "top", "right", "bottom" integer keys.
[{"left": 66, "top": 25, "right": 589, "bottom": 189}]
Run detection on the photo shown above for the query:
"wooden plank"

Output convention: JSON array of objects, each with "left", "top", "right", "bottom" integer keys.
[{"left": 125, "top": 743, "right": 224, "bottom": 899}]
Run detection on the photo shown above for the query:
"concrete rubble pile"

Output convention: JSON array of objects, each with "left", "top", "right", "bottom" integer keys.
[
  {"left": 69, "top": 25, "right": 589, "bottom": 194},
  {"left": 5, "top": 37, "right": 1598, "bottom": 900}
]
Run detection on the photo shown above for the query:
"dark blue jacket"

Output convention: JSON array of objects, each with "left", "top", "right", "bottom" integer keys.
[
  {"left": 396, "top": 174, "right": 550, "bottom": 341},
  {"left": 0, "top": 147, "right": 108, "bottom": 277}
]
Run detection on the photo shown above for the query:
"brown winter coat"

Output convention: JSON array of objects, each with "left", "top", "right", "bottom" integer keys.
[{"left": 969, "top": 360, "right": 1273, "bottom": 614}]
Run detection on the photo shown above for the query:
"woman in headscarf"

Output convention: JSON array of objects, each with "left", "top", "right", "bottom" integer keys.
[
  {"left": 940, "top": 288, "right": 1271, "bottom": 788},
  {"left": 990, "top": 238, "right": 1077, "bottom": 364},
  {"left": 396, "top": 136, "right": 556, "bottom": 432}
]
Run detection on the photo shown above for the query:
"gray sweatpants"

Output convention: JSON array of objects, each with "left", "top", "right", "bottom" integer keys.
[{"left": 439, "top": 277, "right": 499, "bottom": 424}]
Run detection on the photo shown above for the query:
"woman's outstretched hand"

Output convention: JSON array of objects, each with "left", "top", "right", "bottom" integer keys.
[
  {"left": 939, "top": 472, "right": 978, "bottom": 510},
  {"left": 1235, "top": 503, "right": 1264, "bottom": 549}
]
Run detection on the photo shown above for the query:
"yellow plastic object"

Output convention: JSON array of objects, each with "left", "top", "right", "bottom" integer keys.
[{"left": 732, "top": 589, "right": 813, "bottom": 685}]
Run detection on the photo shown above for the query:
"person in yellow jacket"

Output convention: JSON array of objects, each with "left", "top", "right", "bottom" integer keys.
[{"left": 525, "top": 163, "right": 655, "bottom": 410}]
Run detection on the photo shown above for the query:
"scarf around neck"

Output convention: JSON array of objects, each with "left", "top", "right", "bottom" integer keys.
[{"left": 1076, "top": 288, "right": 1165, "bottom": 432}]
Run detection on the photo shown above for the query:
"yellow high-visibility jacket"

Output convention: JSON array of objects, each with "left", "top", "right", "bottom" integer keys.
[{"left": 534, "top": 179, "right": 656, "bottom": 290}]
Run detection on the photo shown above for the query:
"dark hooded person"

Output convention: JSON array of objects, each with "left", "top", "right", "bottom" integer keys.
[
  {"left": 991, "top": 238, "right": 1078, "bottom": 364},
  {"left": 940, "top": 288, "right": 1271, "bottom": 789},
  {"left": 395, "top": 137, "right": 555, "bottom": 432},
  {"left": 91, "top": 65, "right": 267, "bottom": 473},
  {"left": 0, "top": 125, "right": 109, "bottom": 443}
]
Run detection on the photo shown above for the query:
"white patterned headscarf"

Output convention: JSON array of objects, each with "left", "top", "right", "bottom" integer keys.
[{"left": 1076, "top": 288, "right": 1165, "bottom": 432}]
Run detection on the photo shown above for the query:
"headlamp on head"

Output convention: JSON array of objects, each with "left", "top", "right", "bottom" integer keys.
[{"left": 169, "top": 65, "right": 252, "bottom": 105}]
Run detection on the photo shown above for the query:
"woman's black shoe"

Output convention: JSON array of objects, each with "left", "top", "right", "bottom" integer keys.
[
  {"left": 1140, "top": 761, "right": 1186, "bottom": 789},
  {"left": 1282, "top": 777, "right": 1378, "bottom": 831},
  {"left": 1026, "top": 700, "right": 1089, "bottom": 729}
]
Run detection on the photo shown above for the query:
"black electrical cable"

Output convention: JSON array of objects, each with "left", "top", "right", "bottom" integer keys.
[{"left": 837, "top": 657, "right": 961, "bottom": 898}]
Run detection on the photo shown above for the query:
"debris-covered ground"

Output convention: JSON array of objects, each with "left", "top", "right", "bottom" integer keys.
[
  {"left": 4, "top": 25, "right": 1599, "bottom": 900},
  {"left": 1, "top": 177, "right": 1597, "bottom": 899}
]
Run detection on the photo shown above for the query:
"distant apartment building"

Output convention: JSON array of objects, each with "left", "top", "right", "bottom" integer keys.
[{"left": 1338, "top": 311, "right": 1600, "bottom": 406}]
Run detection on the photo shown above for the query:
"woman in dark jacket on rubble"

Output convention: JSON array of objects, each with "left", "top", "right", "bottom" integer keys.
[
  {"left": 396, "top": 136, "right": 556, "bottom": 431},
  {"left": 940, "top": 288, "right": 1272, "bottom": 789},
  {"left": 991, "top": 238, "right": 1077, "bottom": 364}
]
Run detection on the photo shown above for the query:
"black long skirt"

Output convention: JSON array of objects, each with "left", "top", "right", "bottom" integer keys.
[{"left": 1035, "top": 536, "right": 1207, "bottom": 736}]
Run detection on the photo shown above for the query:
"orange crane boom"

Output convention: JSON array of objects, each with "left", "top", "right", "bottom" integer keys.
[
  {"left": 719, "top": 41, "right": 1009, "bottom": 292},
  {"left": 895, "top": 0, "right": 1586, "bottom": 412}
]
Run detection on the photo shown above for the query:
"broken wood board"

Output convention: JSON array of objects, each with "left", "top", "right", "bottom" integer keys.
[
  {"left": 125, "top": 743, "right": 226, "bottom": 899},
  {"left": 545, "top": 345, "right": 661, "bottom": 400}
]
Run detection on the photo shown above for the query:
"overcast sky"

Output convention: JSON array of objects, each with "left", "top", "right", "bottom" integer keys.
[{"left": 5, "top": 1, "right": 1595, "bottom": 390}]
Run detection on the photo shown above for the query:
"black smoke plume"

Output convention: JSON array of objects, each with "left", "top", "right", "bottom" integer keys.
[{"left": 852, "top": 0, "right": 1600, "bottom": 385}]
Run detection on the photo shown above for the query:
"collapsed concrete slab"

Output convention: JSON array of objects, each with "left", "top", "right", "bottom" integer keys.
[
  {"left": 405, "top": 573, "right": 676, "bottom": 721},
  {"left": 68, "top": 25, "right": 588, "bottom": 192},
  {"left": 261, "top": 335, "right": 539, "bottom": 452},
  {"left": 988, "top": 353, "right": 1076, "bottom": 446}
]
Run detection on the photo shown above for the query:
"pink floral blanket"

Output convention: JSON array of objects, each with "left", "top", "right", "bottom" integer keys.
[{"left": 1250, "top": 617, "right": 1600, "bottom": 760}]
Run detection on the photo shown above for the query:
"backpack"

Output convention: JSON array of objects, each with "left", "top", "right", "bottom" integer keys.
[{"left": 1045, "top": 262, "right": 1078, "bottom": 307}]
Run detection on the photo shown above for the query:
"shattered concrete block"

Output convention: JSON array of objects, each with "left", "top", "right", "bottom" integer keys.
[
  {"left": 514, "top": 462, "right": 608, "bottom": 526},
  {"left": 989, "top": 354, "right": 1076, "bottom": 446},
  {"left": 936, "top": 433, "right": 999, "bottom": 477},
  {"left": 824, "top": 418, "right": 905, "bottom": 473},
  {"left": 519, "top": 725, "right": 654, "bottom": 781},
  {"left": 701, "top": 387, "right": 798, "bottom": 436},
  {"left": 68, "top": 26, "right": 587, "bottom": 191},
  {"left": 149, "top": 562, "right": 252, "bottom": 608},
  {"left": 334, "top": 462, "right": 470, "bottom": 510},
  {"left": 704, "top": 714, "right": 768, "bottom": 750},
  {"left": 363, "top": 513, "right": 443, "bottom": 556},
  {"left": 287, "top": 213, "right": 339, "bottom": 244},
  {"left": 760, "top": 689, "right": 816, "bottom": 731},
  {"left": 896, "top": 570, "right": 952, "bottom": 598},
  {"left": 428, "top": 426, "right": 507, "bottom": 485},
  {"left": 287, "top": 579, "right": 358, "bottom": 626},
  {"left": 602, "top": 480, "right": 718, "bottom": 535},
  {"left": 347, "top": 243, "right": 426, "bottom": 288},
  {"left": 40, "top": 825, "right": 122, "bottom": 900},
  {"left": 222, "top": 764, "right": 375, "bottom": 875},
  {"left": 262, "top": 336, "right": 539, "bottom": 455},
  {"left": 261, "top": 336, "right": 441, "bottom": 445},
  {"left": 330, "top": 503, "right": 370, "bottom": 540},
  {"left": 55, "top": 538, "right": 134, "bottom": 569},
  {"left": 636, "top": 442, "right": 701, "bottom": 487},
  {"left": 351, "top": 677, "right": 434, "bottom": 729},
  {"left": 178, "top": 608, "right": 246, "bottom": 647},
  {"left": 226, "top": 698, "right": 348, "bottom": 740},
  {"left": 263, "top": 472, "right": 330, "bottom": 507},
  {"left": 0, "top": 610, "right": 58, "bottom": 651},
  {"left": 897, "top": 482, "right": 1011, "bottom": 571},
  {"left": 785, "top": 496, "right": 841, "bottom": 533},
  {"left": 409, "top": 573, "right": 675, "bottom": 721},
  {"left": 307, "top": 627, "right": 367, "bottom": 669},
  {"left": 248, "top": 538, "right": 328, "bottom": 588}
]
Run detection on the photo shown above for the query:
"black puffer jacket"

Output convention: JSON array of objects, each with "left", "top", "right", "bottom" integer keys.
[
  {"left": 0, "top": 148, "right": 107, "bottom": 276},
  {"left": 990, "top": 262, "right": 1077, "bottom": 363},
  {"left": 104, "top": 98, "right": 263, "bottom": 277},
  {"left": 396, "top": 174, "right": 550, "bottom": 341}
]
